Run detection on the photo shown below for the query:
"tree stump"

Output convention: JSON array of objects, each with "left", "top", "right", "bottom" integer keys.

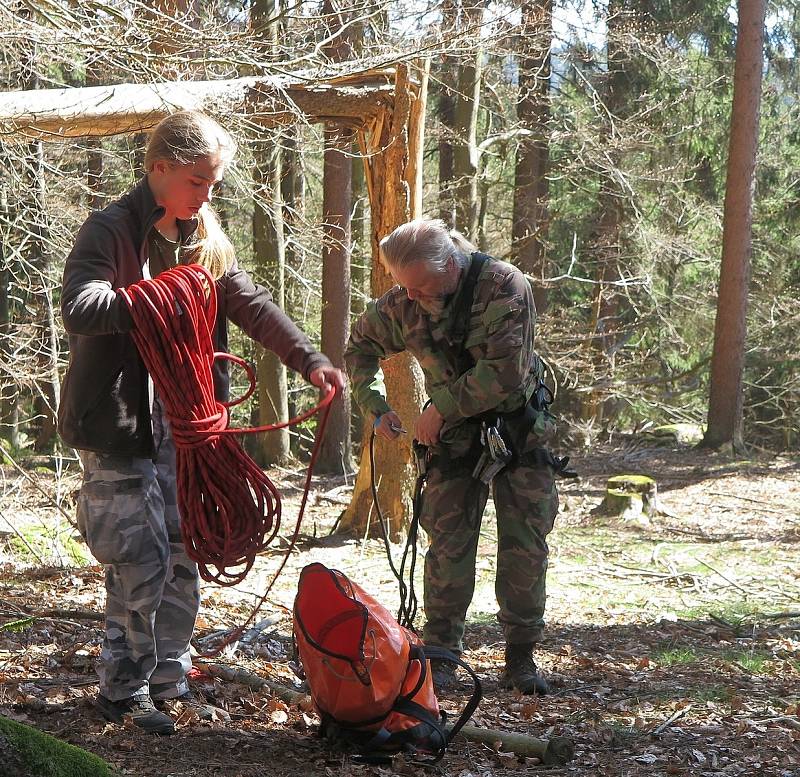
[{"left": 600, "top": 474, "right": 659, "bottom": 524}]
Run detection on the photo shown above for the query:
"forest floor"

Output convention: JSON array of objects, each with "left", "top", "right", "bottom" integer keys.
[{"left": 0, "top": 438, "right": 798, "bottom": 777}]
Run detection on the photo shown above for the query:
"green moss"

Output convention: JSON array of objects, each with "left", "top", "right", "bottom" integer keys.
[
  {"left": 606, "top": 475, "right": 655, "bottom": 489},
  {"left": 0, "top": 716, "right": 115, "bottom": 777}
]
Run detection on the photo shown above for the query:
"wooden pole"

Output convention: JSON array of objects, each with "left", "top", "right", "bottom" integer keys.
[
  {"left": 0, "top": 74, "right": 395, "bottom": 139},
  {"left": 336, "top": 64, "right": 428, "bottom": 539}
]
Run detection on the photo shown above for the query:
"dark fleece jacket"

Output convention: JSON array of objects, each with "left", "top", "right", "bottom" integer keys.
[{"left": 58, "top": 177, "right": 330, "bottom": 456}]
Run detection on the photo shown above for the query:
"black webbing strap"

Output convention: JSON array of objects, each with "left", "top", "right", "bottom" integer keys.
[
  {"left": 399, "top": 644, "right": 430, "bottom": 702},
  {"left": 449, "top": 252, "right": 490, "bottom": 373},
  {"left": 420, "top": 645, "right": 483, "bottom": 741}
]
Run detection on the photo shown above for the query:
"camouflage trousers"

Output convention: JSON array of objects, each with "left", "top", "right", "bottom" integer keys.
[
  {"left": 420, "top": 431, "right": 559, "bottom": 654},
  {"left": 76, "top": 398, "right": 200, "bottom": 702}
]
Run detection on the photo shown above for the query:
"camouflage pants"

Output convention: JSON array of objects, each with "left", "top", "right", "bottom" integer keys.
[
  {"left": 420, "top": 431, "right": 558, "bottom": 653},
  {"left": 76, "top": 398, "right": 200, "bottom": 702}
]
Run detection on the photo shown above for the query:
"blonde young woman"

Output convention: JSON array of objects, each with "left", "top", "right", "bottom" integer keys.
[{"left": 59, "top": 111, "right": 344, "bottom": 734}]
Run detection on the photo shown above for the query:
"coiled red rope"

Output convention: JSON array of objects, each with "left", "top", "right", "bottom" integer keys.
[{"left": 118, "top": 263, "right": 335, "bottom": 588}]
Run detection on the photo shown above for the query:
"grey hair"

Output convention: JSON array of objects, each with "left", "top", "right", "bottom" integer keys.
[{"left": 379, "top": 218, "right": 476, "bottom": 274}]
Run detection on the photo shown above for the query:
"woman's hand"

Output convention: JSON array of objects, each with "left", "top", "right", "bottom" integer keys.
[{"left": 309, "top": 366, "right": 346, "bottom": 395}]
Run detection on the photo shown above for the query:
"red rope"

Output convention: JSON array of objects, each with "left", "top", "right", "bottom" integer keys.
[{"left": 118, "top": 263, "right": 335, "bottom": 588}]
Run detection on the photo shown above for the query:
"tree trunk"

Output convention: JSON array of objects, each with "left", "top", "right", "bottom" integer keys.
[
  {"left": 0, "top": 77, "right": 393, "bottom": 140},
  {"left": 437, "top": 0, "right": 457, "bottom": 226},
  {"left": 12, "top": 19, "right": 60, "bottom": 453},
  {"left": 0, "top": 181, "right": 20, "bottom": 449},
  {"left": 250, "top": 0, "right": 290, "bottom": 466},
  {"left": 337, "top": 64, "right": 427, "bottom": 539},
  {"left": 581, "top": 0, "right": 629, "bottom": 424},
  {"left": 316, "top": 0, "right": 356, "bottom": 474},
  {"left": 0, "top": 715, "right": 114, "bottom": 776},
  {"left": 280, "top": 125, "right": 305, "bottom": 428},
  {"left": 512, "top": 0, "right": 552, "bottom": 313},
  {"left": 85, "top": 64, "right": 105, "bottom": 211},
  {"left": 702, "top": 0, "right": 765, "bottom": 451},
  {"left": 351, "top": 139, "right": 368, "bottom": 316},
  {"left": 452, "top": 2, "right": 484, "bottom": 239},
  {"left": 317, "top": 124, "right": 353, "bottom": 474},
  {"left": 350, "top": 139, "right": 368, "bottom": 437}
]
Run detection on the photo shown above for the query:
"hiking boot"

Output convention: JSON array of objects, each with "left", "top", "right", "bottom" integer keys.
[
  {"left": 155, "top": 690, "right": 231, "bottom": 722},
  {"left": 95, "top": 694, "right": 175, "bottom": 735},
  {"left": 429, "top": 659, "right": 457, "bottom": 695},
  {"left": 500, "top": 643, "right": 549, "bottom": 695}
]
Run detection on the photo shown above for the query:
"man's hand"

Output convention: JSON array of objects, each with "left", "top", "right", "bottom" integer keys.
[
  {"left": 374, "top": 410, "right": 406, "bottom": 441},
  {"left": 415, "top": 403, "right": 444, "bottom": 447},
  {"left": 309, "top": 366, "right": 346, "bottom": 395}
]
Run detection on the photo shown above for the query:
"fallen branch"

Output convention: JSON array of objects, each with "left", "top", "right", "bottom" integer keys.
[
  {"left": 0, "top": 450, "right": 77, "bottom": 529},
  {"left": 753, "top": 716, "right": 800, "bottom": 731},
  {"left": 0, "top": 607, "right": 103, "bottom": 626},
  {"left": 707, "top": 491, "right": 791, "bottom": 514},
  {"left": 452, "top": 724, "right": 575, "bottom": 765},
  {"left": 42, "top": 608, "right": 103, "bottom": 622},
  {"left": 650, "top": 705, "right": 689, "bottom": 735},
  {"left": 0, "top": 509, "right": 45, "bottom": 564},
  {"left": 197, "top": 661, "right": 310, "bottom": 707},
  {"left": 200, "top": 663, "right": 575, "bottom": 764},
  {"left": 696, "top": 558, "right": 751, "bottom": 595}
]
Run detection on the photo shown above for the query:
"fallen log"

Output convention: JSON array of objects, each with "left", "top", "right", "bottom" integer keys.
[
  {"left": 197, "top": 661, "right": 309, "bottom": 707},
  {"left": 199, "top": 662, "right": 575, "bottom": 764},
  {"left": 453, "top": 723, "right": 575, "bottom": 765},
  {"left": 0, "top": 715, "right": 114, "bottom": 777}
]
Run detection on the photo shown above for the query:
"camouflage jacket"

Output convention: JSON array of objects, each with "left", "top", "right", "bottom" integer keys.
[{"left": 345, "top": 254, "right": 540, "bottom": 439}]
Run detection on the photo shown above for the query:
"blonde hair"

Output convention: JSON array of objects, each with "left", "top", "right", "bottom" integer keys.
[
  {"left": 145, "top": 111, "right": 237, "bottom": 279},
  {"left": 379, "top": 218, "right": 474, "bottom": 274}
]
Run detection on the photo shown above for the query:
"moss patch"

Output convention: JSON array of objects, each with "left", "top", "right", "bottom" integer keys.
[{"left": 0, "top": 716, "right": 115, "bottom": 777}]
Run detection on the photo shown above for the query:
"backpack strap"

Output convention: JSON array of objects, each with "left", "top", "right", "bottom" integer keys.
[
  {"left": 354, "top": 697, "right": 448, "bottom": 766},
  {"left": 399, "top": 644, "right": 430, "bottom": 702},
  {"left": 448, "top": 251, "right": 490, "bottom": 373},
  {"left": 420, "top": 645, "right": 483, "bottom": 742}
]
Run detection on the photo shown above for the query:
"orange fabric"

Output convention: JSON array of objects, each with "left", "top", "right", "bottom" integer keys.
[{"left": 294, "top": 563, "right": 439, "bottom": 733}]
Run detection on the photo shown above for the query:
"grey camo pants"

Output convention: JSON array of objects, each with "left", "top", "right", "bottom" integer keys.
[{"left": 76, "top": 398, "right": 200, "bottom": 702}]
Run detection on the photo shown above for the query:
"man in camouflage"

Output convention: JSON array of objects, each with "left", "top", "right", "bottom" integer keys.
[{"left": 345, "top": 218, "right": 559, "bottom": 695}]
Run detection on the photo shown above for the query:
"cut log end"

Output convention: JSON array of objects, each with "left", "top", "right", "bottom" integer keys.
[{"left": 543, "top": 734, "right": 577, "bottom": 765}]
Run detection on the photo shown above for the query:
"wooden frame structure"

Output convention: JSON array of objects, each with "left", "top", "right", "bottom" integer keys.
[{"left": 0, "top": 63, "right": 430, "bottom": 534}]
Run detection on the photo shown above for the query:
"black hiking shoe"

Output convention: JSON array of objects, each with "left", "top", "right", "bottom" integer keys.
[
  {"left": 154, "top": 690, "right": 231, "bottom": 722},
  {"left": 430, "top": 659, "right": 458, "bottom": 695},
  {"left": 500, "top": 643, "right": 549, "bottom": 695},
  {"left": 95, "top": 694, "right": 175, "bottom": 734}
]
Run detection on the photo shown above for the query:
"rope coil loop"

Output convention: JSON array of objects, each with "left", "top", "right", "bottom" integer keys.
[{"left": 118, "top": 263, "right": 335, "bottom": 587}]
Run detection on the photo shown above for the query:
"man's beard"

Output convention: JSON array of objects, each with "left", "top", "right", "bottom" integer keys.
[{"left": 415, "top": 297, "right": 447, "bottom": 317}]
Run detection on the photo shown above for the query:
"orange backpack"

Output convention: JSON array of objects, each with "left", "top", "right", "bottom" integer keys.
[{"left": 292, "top": 562, "right": 481, "bottom": 764}]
